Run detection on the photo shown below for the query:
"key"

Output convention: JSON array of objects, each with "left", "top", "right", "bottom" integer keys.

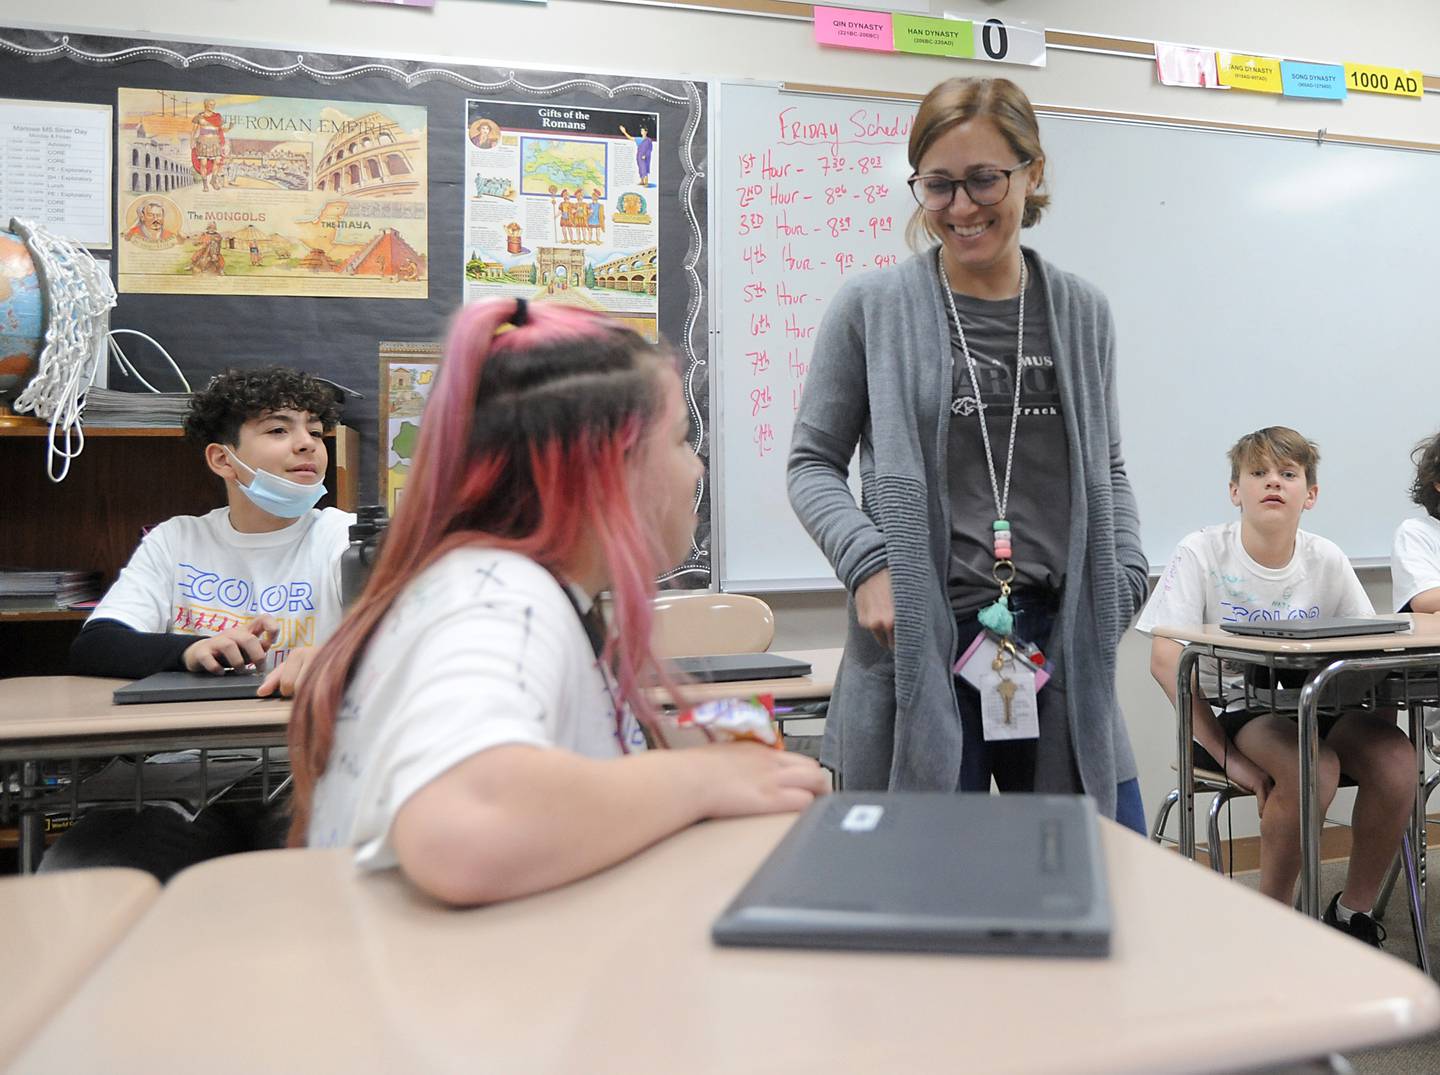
[{"left": 997, "top": 676, "right": 1017, "bottom": 725}]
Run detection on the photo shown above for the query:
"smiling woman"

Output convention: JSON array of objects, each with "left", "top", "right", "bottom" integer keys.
[{"left": 786, "top": 77, "right": 1150, "bottom": 831}]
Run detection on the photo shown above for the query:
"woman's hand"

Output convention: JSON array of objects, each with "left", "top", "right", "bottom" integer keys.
[{"left": 855, "top": 568, "right": 895, "bottom": 650}]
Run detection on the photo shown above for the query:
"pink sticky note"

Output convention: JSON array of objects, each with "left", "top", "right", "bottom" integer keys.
[{"left": 814, "top": 6, "right": 894, "bottom": 52}]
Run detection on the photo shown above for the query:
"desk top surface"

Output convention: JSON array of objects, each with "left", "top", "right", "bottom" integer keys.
[
  {"left": 0, "top": 648, "right": 841, "bottom": 744},
  {"left": 1154, "top": 613, "right": 1440, "bottom": 655},
  {"left": 0, "top": 868, "right": 159, "bottom": 1069},
  {"left": 0, "top": 675, "right": 291, "bottom": 742},
  {"left": 12, "top": 814, "right": 1439, "bottom": 1074}
]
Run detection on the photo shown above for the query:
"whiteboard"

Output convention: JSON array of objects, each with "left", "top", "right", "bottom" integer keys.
[{"left": 713, "top": 81, "right": 1440, "bottom": 590}]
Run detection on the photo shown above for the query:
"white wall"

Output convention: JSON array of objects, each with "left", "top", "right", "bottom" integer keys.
[{"left": 17, "top": 0, "right": 1439, "bottom": 831}]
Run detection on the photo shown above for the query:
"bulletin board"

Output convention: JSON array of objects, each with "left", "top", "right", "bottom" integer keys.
[{"left": 0, "top": 25, "right": 711, "bottom": 585}]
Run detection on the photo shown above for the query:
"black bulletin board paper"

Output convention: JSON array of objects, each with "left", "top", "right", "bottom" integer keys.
[{"left": 0, "top": 27, "right": 711, "bottom": 585}]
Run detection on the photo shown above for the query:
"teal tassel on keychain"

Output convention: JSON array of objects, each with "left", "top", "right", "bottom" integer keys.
[{"left": 977, "top": 594, "right": 1014, "bottom": 636}]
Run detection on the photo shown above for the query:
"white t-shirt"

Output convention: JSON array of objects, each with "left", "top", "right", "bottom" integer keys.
[
  {"left": 307, "top": 547, "right": 646, "bottom": 869},
  {"left": 1391, "top": 515, "right": 1440, "bottom": 612},
  {"left": 90, "top": 506, "right": 353, "bottom": 669},
  {"left": 1135, "top": 521, "right": 1372, "bottom": 701}
]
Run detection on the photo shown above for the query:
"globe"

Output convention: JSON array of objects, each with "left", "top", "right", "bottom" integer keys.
[{"left": 0, "top": 228, "right": 45, "bottom": 414}]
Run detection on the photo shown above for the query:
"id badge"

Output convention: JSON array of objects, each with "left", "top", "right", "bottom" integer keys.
[{"left": 955, "top": 632, "right": 1040, "bottom": 741}]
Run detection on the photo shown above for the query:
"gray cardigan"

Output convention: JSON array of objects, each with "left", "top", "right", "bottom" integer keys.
[{"left": 786, "top": 246, "right": 1148, "bottom": 818}]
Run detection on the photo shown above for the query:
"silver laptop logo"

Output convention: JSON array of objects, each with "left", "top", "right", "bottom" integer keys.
[{"left": 841, "top": 804, "right": 885, "bottom": 832}]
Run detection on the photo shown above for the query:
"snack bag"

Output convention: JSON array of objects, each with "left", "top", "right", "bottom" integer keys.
[{"left": 655, "top": 693, "right": 782, "bottom": 749}]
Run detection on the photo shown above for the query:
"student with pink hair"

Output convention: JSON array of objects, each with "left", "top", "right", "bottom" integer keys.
[{"left": 289, "top": 297, "right": 827, "bottom": 905}]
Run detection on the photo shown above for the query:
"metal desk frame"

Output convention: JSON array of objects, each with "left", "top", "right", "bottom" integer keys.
[{"left": 1174, "top": 640, "right": 1440, "bottom": 972}]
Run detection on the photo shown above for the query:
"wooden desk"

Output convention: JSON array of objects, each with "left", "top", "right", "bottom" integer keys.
[
  {"left": 1153, "top": 615, "right": 1440, "bottom": 931},
  {"left": 11, "top": 815, "right": 1440, "bottom": 1074},
  {"left": 0, "top": 653, "right": 839, "bottom": 871},
  {"left": 0, "top": 676, "right": 292, "bottom": 872},
  {"left": 0, "top": 868, "right": 158, "bottom": 1069}
]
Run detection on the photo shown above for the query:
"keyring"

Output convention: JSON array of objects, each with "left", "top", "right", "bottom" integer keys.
[{"left": 991, "top": 559, "right": 1016, "bottom": 585}]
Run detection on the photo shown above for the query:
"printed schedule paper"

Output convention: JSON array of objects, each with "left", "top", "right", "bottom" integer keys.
[{"left": 0, "top": 98, "right": 113, "bottom": 249}]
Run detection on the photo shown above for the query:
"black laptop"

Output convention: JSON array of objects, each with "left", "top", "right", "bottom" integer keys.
[
  {"left": 668, "top": 653, "right": 811, "bottom": 683},
  {"left": 712, "top": 792, "right": 1111, "bottom": 957},
  {"left": 1219, "top": 616, "right": 1409, "bottom": 641},
  {"left": 112, "top": 670, "right": 276, "bottom": 705}
]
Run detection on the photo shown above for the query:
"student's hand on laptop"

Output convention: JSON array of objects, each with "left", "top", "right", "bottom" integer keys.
[
  {"left": 694, "top": 742, "right": 831, "bottom": 817},
  {"left": 182, "top": 615, "right": 279, "bottom": 675},
  {"left": 258, "top": 645, "right": 316, "bottom": 698},
  {"left": 855, "top": 567, "right": 896, "bottom": 650}
]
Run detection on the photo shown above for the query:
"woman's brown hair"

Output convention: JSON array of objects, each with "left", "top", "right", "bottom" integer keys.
[{"left": 906, "top": 77, "right": 1050, "bottom": 250}]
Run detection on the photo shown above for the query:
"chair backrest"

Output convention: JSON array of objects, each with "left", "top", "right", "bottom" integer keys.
[{"left": 650, "top": 593, "right": 775, "bottom": 659}]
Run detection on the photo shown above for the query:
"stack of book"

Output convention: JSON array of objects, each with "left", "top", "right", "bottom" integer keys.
[
  {"left": 81, "top": 387, "right": 192, "bottom": 428},
  {"left": 0, "top": 569, "right": 102, "bottom": 611}
]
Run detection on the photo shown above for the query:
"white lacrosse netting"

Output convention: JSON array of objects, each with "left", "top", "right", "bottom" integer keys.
[{"left": 10, "top": 217, "right": 118, "bottom": 482}]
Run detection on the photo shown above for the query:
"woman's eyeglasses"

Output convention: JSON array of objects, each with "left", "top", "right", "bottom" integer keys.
[{"left": 907, "top": 160, "right": 1033, "bottom": 211}]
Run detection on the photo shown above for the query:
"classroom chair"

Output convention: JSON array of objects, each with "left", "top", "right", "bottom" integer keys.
[{"left": 649, "top": 592, "right": 774, "bottom": 659}]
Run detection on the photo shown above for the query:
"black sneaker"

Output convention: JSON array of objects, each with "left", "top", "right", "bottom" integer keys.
[{"left": 1322, "top": 892, "right": 1387, "bottom": 948}]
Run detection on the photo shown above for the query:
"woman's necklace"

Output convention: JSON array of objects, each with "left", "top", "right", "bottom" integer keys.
[{"left": 938, "top": 246, "right": 1027, "bottom": 637}]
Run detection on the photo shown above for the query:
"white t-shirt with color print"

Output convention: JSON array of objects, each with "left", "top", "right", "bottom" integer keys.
[
  {"left": 307, "top": 547, "right": 646, "bottom": 869},
  {"left": 90, "top": 506, "right": 353, "bottom": 669},
  {"left": 1391, "top": 515, "right": 1440, "bottom": 612},
  {"left": 1135, "top": 520, "right": 1372, "bottom": 700}
]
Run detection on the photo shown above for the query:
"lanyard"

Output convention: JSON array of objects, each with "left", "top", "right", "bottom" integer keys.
[{"left": 938, "top": 247, "right": 1028, "bottom": 636}]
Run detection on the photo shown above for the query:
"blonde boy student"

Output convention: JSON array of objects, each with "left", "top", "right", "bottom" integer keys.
[
  {"left": 1135, "top": 427, "right": 1414, "bottom": 947},
  {"left": 1392, "top": 431, "right": 1440, "bottom": 615}
]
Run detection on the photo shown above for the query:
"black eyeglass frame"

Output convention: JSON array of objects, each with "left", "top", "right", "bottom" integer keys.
[{"left": 906, "top": 159, "right": 1034, "bottom": 210}]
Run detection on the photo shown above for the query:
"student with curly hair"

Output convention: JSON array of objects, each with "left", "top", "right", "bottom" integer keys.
[
  {"left": 1392, "top": 431, "right": 1440, "bottom": 615},
  {"left": 48, "top": 366, "right": 351, "bottom": 880}
]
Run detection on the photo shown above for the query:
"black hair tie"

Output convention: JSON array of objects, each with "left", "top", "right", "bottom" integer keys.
[{"left": 510, "top": 297, "right": 529, "bottom": 327}]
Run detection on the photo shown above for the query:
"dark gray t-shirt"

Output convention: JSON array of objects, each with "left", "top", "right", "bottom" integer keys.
[{"left": 946, "top": 255, "right": 1071, "bottom": 614}]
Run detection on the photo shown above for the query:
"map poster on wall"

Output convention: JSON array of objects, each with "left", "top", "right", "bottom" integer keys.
[
  {"left": 379, "top": 341, "right": 441, "bottom": 517},
  {"left": 116, "top": 88, "right": 429, "bottom": 298},
  {"left": 463, "top": 98, "right": 658, "bottom": 336}
]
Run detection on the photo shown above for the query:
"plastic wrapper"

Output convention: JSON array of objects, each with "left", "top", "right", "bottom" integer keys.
[{"left": 654, "top": 693, "right": 782, "bottom": 750}]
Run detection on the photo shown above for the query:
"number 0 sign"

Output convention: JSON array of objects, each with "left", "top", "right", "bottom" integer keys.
[{"left": 958, "top": 14, "right": 1047, "bottom": 68}]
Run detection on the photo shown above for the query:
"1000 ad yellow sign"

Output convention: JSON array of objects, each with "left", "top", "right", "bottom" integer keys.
[{"left": 1344, "top": 63, "right": 1423, "bottom": 98}]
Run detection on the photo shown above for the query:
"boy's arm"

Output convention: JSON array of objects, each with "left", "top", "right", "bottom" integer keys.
[
  {"left": 69, "top": 619, "right": 195, "bottom": 679},
  {"left": 71, "top": 616, "right": 279, "bottom": 679},
  {"left": 1149, "top": 637, "right": 1272, "bottom": 811},
  {"left": 1409, "top": 588, "right": 1440, "bottom": 614},
  {"left": 390, "top": 741, "right": 829, "bottom": 907}
]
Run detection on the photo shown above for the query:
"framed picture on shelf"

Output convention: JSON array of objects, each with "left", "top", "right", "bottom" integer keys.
[{"left": 378, "top": 341, "right": 441, "bottom": 518}]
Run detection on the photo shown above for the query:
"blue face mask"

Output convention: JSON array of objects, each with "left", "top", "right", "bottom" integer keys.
[{"left": 223, "top": 446, "right": 326, "bottom": 518}]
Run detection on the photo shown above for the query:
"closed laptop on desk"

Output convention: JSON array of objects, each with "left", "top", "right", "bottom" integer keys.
[
  {"left": 1220, "top": 616, "right": 1409, "bottom": 641},
  {"left": 713, "top": 793, "right": 1110, "bottom": 957},
  {"left": 668, "top": 653, "right": 811, "bottom": 683},
  {"left": 112, "top": 670, "right": 274, "bottom": 705}
]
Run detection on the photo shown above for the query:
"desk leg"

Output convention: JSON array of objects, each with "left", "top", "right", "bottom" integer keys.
[
  {"left": 19, "top": 760, "right": 42, "bottom": 875},
  {"left": 1176, "top": 646, "right": 1202, "bottom": 861},
  {"left": 1410, "top": 704, "right": 1429, "bottom": 970},
  {"left": 1297, "top": 673, "right": 1328, "bottom": 918}
]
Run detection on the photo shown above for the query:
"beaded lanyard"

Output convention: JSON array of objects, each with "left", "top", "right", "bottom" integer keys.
[{"left": 938, "top": 247, "right": 1027, "bottom": 639}]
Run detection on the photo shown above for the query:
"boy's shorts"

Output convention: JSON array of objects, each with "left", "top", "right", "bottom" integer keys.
[{"left": 1193, "top": 709, "right": 1347, "bottom": 774}]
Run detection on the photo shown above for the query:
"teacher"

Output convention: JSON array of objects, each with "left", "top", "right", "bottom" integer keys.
[{"left": 787, "top": 77, "right": 1148, "bottom": 830}]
